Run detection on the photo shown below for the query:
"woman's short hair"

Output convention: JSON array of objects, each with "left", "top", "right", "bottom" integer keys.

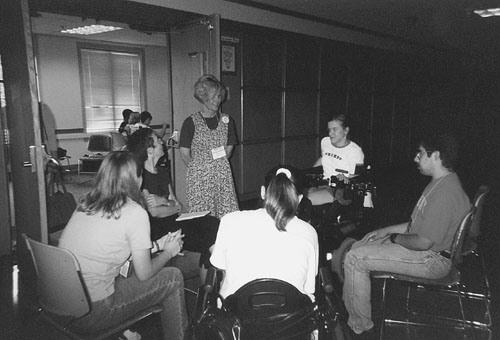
[
  {"left": 329, "top": 114, "right": 352, "bottom": 130},
  {"left": 193, "top": 74, "right": 227, "bottom": 104},
  {"left": 77, "top": 151, "right": 144, "bottom": 219},
  {"left": 263, "top": 165, "right": 304, "bottom": 231},
  {"left": 126, "top": 128, "right": 155, "bottom": 163},
  {"left": 122, "top": 109, "right": 133, "bottom": 121}
]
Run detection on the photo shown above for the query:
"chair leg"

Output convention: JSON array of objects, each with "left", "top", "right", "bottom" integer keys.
[{"left": 378, "top": 278, "right": 388, "bottom": 340}]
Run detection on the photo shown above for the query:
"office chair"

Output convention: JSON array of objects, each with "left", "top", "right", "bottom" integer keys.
[
  {"left": 109, "top": 131, "right": 127, "bottom": 151},
  {"left": 371, "top": 208, "right": 479, "bottom": 340},
  {"left": 78, "top": 134, "right": 112, "bottom": 179},
  {"left": 23, "top": 234, "right": 163, "bottom": 340},
  {"left": 193, "top": 267, "right": 346, "bottom": 340}
]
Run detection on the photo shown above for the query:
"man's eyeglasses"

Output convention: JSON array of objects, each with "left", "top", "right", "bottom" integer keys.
[{"left": 415, "top": 150, "right": 434, "bottom": 160}]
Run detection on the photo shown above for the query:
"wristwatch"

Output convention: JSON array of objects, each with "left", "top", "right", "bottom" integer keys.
[{"left": 390, "top": 233, "right": 399, "bottom": 244}]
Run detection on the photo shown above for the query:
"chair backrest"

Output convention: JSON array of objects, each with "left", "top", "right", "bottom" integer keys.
[
  {"left": 109, "top": 131, "right": 127, "bottom": 151},
  {"left": 87, "top": 134, "right": 112, "bottom": 153},
  {"left": 23, "top": 234, "right": 91, "bottom": 317},
  {"left": 469, "top": 185, "right": 490, "bottom": 239},
  {"left": 224, "top": 278, "right": 312, "bottom": 340},
  {"left": 450, "top": 207, "right": 476, "bottom": 266}
]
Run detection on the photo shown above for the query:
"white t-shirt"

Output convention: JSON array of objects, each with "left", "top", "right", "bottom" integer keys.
[
  {"left": 320, "top": 137, "right": 364, "bottom": 178},
  {"left": 59, "top": 201, "right": 151, "bottom": 302},
  {"left": 210, "top": 209, "right": 319, "bottom": 301}
]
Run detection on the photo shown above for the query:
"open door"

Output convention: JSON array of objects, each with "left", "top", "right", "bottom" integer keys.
[
  {"left": 0, "top": 0, "right": 47, "bottom": 262},
  {"left": 169, "top": 14, "right": 221, "bottom": 207}
]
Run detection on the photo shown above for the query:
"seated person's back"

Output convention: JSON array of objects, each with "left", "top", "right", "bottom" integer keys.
[{"left": 211, "top": 165, "right": 319, "bottom": 301}]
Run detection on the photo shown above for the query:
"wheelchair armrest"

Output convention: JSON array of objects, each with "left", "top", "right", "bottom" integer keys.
[
  {"left": 319, "top": 267, "right": 334, "bottom": 294},
  {"left": 204, "top": 267, "right": 218, "bottom": 293}
]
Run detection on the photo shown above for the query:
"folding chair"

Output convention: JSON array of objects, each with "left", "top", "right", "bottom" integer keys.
[
  {"left": 23, "top": 234, "right": 163, "bottom": 340},
  {"left": 371, "top": 208, "right": 478, "bottom": 340}
]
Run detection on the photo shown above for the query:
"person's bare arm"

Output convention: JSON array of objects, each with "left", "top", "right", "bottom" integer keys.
[{"left": 180, "top": 147, "right": 192, "bottom": 166}]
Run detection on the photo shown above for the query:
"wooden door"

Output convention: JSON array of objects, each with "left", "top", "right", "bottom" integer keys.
[
  {"left": 0, "top": 0, "right": 47, "bottom": 263},
  {"left": 169, "top": 14, "right": 221, "bottom": 207}
]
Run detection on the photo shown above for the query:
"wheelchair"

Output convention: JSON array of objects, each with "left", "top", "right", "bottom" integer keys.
[
  {"left": 303, "top": 165, "right": 376, "bottom": 265},
  {"left": 192, "top": 267, "right": 348, "bottom": 340}
]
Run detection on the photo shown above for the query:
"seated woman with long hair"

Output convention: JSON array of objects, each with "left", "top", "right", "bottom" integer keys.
[
  {"left": 126, "top": 128, "right": 220, "bottom": 281},
  {"left": 210, "top": 165, "right": 319, "bottom": 301},
  {"left": 58, "top": 152, "right": 188, "bottom": 340}
]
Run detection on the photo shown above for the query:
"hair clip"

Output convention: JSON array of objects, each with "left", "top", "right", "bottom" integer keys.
[{"left": 276, "top": 168, "right": 292, "bottom": 179}]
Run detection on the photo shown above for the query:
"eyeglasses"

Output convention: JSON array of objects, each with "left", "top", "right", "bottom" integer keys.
[{"left": 415, "top": 150, "right": 434, "bottom": 160}]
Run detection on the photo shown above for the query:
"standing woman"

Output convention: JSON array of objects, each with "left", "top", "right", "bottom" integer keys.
[
  {"left": 180, "top": 74, "right": 239, "bottom": 219},
  {"left": 58, "top": 152, "right": 188, "bottom": 340},
  {"left": 211, "top": 165, "right": 319, "bottom": 301}
]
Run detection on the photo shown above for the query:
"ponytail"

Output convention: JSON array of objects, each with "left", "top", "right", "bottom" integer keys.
[{"left": 263, "top": 166, "right": 303, "bottom": 231}]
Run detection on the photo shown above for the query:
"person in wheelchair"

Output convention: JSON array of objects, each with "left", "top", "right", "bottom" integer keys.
[
  {"left": 307, "top": 114, "right": 364, "bottom": 208},
  {"left": 210, "top": 165, "right": 319, "bottom": 302}
]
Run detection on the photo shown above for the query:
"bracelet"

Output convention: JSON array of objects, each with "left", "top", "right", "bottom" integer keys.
[{"left": 389, "top": 233, "right": 399, "bottom": 244}]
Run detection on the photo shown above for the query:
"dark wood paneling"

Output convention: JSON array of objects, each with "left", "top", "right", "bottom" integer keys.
[
  {"left": 372, "top": 94, "right": 394, "bottom": 130},
  {"left": 241, "top": 142, "right": 281, "bottom": 194},
  {"left": 242, "top": 89, "right": 281, "bottom": 141},
  {"left": 284, "top": 137, "right": 317, "bottom": 170},
  {"left": 284, "top": 91, "right": 317, "bottom": 137},
  {"left": 286, "top": 38, "right": 319, "bottom": 89},
  {"left": 242, "top": 32, "right": 283, "bottom": 88},
  {"left": 320, "top": 41, "right": 350, "bottom": 93},
  {"left": 349, "top": 47, "right": 374, "bottom": 94}
]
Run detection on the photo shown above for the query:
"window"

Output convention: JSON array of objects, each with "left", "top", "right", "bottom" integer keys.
[{"left": 79, "top": 47, "right": 143, "bottom": 133}]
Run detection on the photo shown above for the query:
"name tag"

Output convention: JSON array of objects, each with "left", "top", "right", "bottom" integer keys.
[{"left": 211, "top": 146, "right": 226, "bottom": 159}]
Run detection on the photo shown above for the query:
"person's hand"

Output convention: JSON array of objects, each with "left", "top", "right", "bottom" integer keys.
[
  {"left": 145, "top": 193, "right": 168, "bottom": 208},
  {"left": 158, "top": 229, "right": 184, "bottom": 257},
  {"left": 361, "top": 229, "right": 389, "bottom": 244},
  {"left": 336, "top": 173, "right": 350, "bottom": 184}
]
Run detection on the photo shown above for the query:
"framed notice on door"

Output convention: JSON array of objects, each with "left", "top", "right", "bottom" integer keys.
[{"left": 222, "top": 45, "right": 236, "bottom": 74}]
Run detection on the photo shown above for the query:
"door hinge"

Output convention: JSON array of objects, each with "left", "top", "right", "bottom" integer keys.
[{"left": 3, "top": 129, "right": 9, "bottom": 145}]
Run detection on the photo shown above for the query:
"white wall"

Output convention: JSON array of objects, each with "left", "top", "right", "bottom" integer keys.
[{"left": 35, "top": 34, "right": 171, "bottom": 162}]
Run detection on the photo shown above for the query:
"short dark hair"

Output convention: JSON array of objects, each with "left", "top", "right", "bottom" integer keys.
[
  {"left": 140, "top": 111, "right": 152, "bottom": 123},
  {"left": 419, "top": 132, "right": 460, "bottom": 170},
  {"left": 126, "top": 128, "right": 154, "bottom": 163},
  {"left": 263, "top": 165, "right": 304, "bottom": 231},
  {"left": 122, "top": 109, "right": 133, "bottom": 120}
]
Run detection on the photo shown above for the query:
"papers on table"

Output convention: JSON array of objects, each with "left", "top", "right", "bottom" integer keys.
[{"left": 175, "top": 211, "right": 210, "bottom": 221}]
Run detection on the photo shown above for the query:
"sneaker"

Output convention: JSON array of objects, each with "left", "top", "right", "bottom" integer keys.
[{"left": 330, "top": 237, "right": 357, "bottom": 284}]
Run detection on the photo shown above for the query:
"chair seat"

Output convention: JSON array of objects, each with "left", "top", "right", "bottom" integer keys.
[
  {"left": 372, "top": 266, "right": 460, "bottom": 288},
  {"left": 41, "top": 305, "right": 163, "bottom": 340}
]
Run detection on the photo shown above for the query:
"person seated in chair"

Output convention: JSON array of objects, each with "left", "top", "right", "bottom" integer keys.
[
  {"left": 337, "top": 132, "right": 470, "bottom": 335},
  {"left": 307, "top": 114, "right": 364, "bottom": 207},
  {"left": 210, "top": 165, "right": 319, "bottom": 301},
  {"left": 59, "top": 151, "right": 189, "bottom": 340},
  {"left": 126, "top": 128, "right": 220, "bottom": 282},
  {"left": 139, "top": 110, "right": 169, "bottom": 139}
]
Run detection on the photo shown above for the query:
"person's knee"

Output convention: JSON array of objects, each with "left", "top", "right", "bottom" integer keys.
[{"left": 158, "top": 266, "right": 184, "bottom": 287}]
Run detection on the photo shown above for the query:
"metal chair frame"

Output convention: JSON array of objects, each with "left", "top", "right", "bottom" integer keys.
[
  {"left": 371, "top": 208, "right": 481, "bottom": 340},
  {"left": 23, "top": 233, "right": 163, "bottom": 340}
]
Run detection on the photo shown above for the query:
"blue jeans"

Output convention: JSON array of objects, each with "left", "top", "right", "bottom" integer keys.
[
  {"left": 342, "top": 238, "right": 451, "bottom": 334},
  {"left": 71, "top": 267, "right": 189, "bottom": 340}
]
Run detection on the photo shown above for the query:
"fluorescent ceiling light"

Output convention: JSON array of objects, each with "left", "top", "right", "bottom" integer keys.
[
  {"left": 474, "top": 8, "right": 500, "bottom": 17},
  {"left": 61, "top": 24, "right": 123, "bottom": 35}
]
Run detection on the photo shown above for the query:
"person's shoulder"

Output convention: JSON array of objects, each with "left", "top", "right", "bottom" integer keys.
[
  {"left": 349, "top": 141, "right": 363, "bottom": 151},
  {"left": 122, "top": 200, "right": 148, "bottom": 217},
  {"left": 320, "top": 137, "right": 330, "bottom": 146},
  {"left": 288, "top": 217, "right": 317, "bottom": 235}
]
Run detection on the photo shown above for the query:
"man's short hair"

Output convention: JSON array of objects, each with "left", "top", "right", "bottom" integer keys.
[
  {"left": 140, "top": 111, "right": 152, "bottom": 124},
  {"left": 419, "top": 132, "right": 459, "bottom": 170}
]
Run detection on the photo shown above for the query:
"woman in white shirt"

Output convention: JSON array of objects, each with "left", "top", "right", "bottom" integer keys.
[{"left": 210, "top": 165, "right": 319, "bottom": 301}]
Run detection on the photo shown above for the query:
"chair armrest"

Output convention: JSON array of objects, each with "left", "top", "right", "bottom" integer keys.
[
  {"left": 319, "top": 267, "right": 334, "bottom": 294},
  {"left": 204, "top": 267, "right": 218, "bottom": 294}
]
